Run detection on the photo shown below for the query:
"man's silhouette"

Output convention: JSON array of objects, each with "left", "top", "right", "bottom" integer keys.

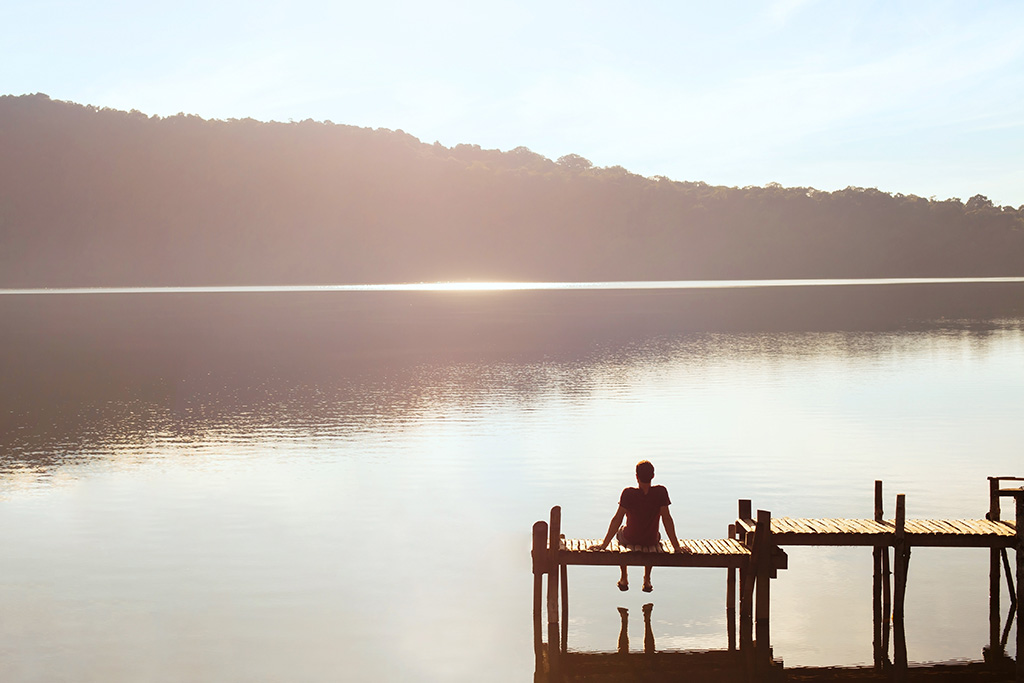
[{"left": 590, "top": 460, "right": 688, "bottom": 591}]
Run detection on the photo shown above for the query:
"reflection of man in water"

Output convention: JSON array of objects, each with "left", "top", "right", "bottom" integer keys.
[
  {"left": 617, "top": 604, "right": 657, "bottom": 655},
  {"left": 589, "top": 460, "right": 688, "bottom": 592}
]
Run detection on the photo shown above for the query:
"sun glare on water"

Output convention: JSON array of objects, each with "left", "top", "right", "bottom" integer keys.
[
  {"left": 2, "top": 277, "right": 1024, "bottom": 296},
  {"left": 410, "top": 281, "right": 552, "bottom": 291}
]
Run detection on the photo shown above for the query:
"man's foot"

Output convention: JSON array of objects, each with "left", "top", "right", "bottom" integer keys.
[
  {"left": 617, "top": 579, "right": 629, "bottom": 591},
  {"left": 642, "top": 581, "right": 653, "bottom": 593}
]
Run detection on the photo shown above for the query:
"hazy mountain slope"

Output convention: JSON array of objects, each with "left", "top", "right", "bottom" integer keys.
[{"left": 1, "top": 94, "right": 1022, "bottom": 287}]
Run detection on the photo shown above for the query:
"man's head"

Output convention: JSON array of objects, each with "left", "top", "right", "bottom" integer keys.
[{"left": 635, "top": 460, "right": 655, "bottom": 484}]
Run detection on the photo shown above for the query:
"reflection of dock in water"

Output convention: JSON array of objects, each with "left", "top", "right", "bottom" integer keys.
[
  {"left": 547, "top": 648, "right": 749, "bottom": 683},
  {"left": 540, "top": 602, "right": 750, "bottom": 682},
  {"left": 532, "top": 476, "right": 1024, "bottom": 681}
]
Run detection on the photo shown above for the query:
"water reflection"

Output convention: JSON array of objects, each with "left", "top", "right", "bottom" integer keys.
[
  {"left": 548, "top": 602, "right": 751, "bottom": 683},
  {"left": 615, "top": 603, "right": 657, "bottom": 655},
  {"left": 3, "top": 285, "right": 1024, "bottom": 480},
  {"left": 0, "top": 284, "right": 1022, "bottom": 681}
]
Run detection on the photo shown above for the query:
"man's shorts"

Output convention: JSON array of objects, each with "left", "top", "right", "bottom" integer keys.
[{"left": 616, "top": 525, "right": 661, "bottom": 546}]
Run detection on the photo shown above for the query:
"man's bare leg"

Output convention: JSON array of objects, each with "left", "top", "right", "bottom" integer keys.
[
  {"left": 642, "top": 565, "right": 653, "bottom": 592},
  {"left": 617, "top": 565, "right": 629, "bottom": 591}
]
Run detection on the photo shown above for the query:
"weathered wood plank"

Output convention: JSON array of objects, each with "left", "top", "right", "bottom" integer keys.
[
  {"left": 849, "top": 519, "right": 875, "bottom": 534},
  {"left": 558, "top": 537, "right": 754, "bottom": 567},
  {"left": 842, "top": 519, "right": 867, "bottom": 534},
  {"left": 827, "top": 519, "right": 848, "bottom": 532},
  {"left": 925, "top": 520, "right": 954, "bottom": 536},
  {"left": 815, "top": 519, "right": 837, "bottom": 533},
  {"left": 944, "top": 519, "right": 972, "bottom": 534},
  {"left": 777, "top": 517, "right": 799, "bottom": 533}
]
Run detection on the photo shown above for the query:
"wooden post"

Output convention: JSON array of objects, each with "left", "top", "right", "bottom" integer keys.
[
  {"left": 893, "top": 493, "right": 909, "bottom": 677},
  {"left": 727, "top": 523, "right": 737, "bottom": 651},
  {"left": 873, "top": 480, "right": 883, "bottom": 670},
  {"left": 547, "top": 506, "right": 561, "bottom": 679},
  {"left": 755, "top": 509, "right": 773, "bottom": 667},
  {"left": 875, "top": 480, "right": 884, "bottom": 523},
  {"left": 738, "top": 499, "right": 753, "bottom": 652},
  {"left": 988, "top": 477, "right": 1002, "bottom": 663},
  {"left": 1001, "top": 548, "right": 1017, "bottom": 607},
  {"left": 560, "top": 560, "right": 568, "bottom": 654},
  {"left": 1015, "top": 493, "right": 1023, "bottom": 682},
  {"left": 882, "top": 544, "right": 891, "bottom": 662},
  {"left": 532, "top": 520, "right": 548, "bottom": 673}
]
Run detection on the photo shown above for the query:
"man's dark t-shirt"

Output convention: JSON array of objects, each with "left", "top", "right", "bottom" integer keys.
[{"left": 618, "top": 485, "right": 671, "bottom": 545}]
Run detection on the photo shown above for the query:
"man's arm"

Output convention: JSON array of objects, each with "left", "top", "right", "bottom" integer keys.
[
  {"left": 661, "top": 506, "right": 689, "bottom": 553},
  {"left": 589, "top": 506, "right": 626, "bottom": 550}
]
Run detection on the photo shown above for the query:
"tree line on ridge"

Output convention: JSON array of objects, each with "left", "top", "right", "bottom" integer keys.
[{"left": 1, "top": 93, "right": 1022, "bottom": 287}]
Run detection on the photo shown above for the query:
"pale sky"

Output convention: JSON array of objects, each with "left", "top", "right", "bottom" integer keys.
[{"left": 4, "top": 0, "right": 1024, "bottom": 206}]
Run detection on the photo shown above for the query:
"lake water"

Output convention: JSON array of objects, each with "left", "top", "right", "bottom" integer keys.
[{"left": 1, "top": 280, "right": 1022, "bottom": 682}]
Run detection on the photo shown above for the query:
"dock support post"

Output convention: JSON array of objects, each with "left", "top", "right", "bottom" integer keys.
[
  {"left": 882, "top": 542, "right": 891, "bottom": 662},
  {"left": 873, "top": 480, "right": 884, "bottom": 671},
  {"left": 560, "top": 561, "right": 568, "bottom": 654},
  {"left": 532, "top": 520, "right": 548, "bottom": 673},
  {"left": 547, "top": 506, "right": 561, "bottom": 679},
  {"left": 987, "top": 477, "right": 1002, "bottom": 664},
  {"left": 755, "top": 509, "right": 773, "bottom": 668},
  {"left": 727, "top": 522, "right": 737, "bottom": 651},
  {"left": 893, "top": 493, "right": 909, "bottom": 679},
  {"left": 1016, "top": 493, "right": 1023, "bottom": 682},
  {"left": 738, "top": 500, "right": 753, "bottom": 653}
]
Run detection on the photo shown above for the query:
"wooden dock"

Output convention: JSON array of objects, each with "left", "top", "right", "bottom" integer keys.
[
  {"left": 762, "top": 516, "right": 1016, "bottom": 547},
  {"left": 559, "top": 537, "right": 756, "bottom": 568},
  {"left": 532, "top": 476, "right": 1024, "bottom": 682}
]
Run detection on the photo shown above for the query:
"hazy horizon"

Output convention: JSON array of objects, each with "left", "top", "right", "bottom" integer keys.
[{"left": 4, "top": 2, "right": 1024, "bottom": 207}]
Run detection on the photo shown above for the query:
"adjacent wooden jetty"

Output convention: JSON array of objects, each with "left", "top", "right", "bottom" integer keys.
[{"left": 532, "top": 476, "right": 1024, "bottom": 681}]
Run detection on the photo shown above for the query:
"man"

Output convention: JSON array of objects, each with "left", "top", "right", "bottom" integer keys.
[{"left": 589, "top": 460, "right": 689, "bottom": 592}]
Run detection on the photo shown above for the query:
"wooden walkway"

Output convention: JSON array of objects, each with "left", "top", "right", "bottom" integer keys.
[
  {"left": 532, "top": 476, "right": 1024, "bottom": 682},
  {"left": 753, "top": 516, "right": 1017, "bottom": 547},
  {"left": 560, "top": 537, "right": 755, "bottom": 568}
]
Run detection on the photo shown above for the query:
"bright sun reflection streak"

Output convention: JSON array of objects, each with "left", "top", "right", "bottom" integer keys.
[{"left": 2, "top": 277, "right": 1024, "bottom": 295}]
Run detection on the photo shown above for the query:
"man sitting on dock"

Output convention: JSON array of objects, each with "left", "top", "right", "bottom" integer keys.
[{"left": 589, "top": 460, "right": 689, "bottom": 592}]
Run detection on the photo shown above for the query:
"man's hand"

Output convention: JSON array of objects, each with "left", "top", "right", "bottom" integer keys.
[
  {"left": 588, "top": 542, "right": 608, "bottom": 551},
  {"left": 673, "top": 542, "right": 692, "bottom": 554}
]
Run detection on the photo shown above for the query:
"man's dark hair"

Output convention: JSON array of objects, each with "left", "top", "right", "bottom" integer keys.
[{"left": 636, "top": 460, "right": 655, "bottom": 484}]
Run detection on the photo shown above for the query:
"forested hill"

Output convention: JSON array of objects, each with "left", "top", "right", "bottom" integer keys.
[{"left": 2, "top": 93, "right": 1023, "bottom": 287}]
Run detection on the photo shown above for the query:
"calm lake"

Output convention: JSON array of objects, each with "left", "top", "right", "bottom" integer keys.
[{"left": 1, "top": 280, "right": 1022, "bottom": 682}]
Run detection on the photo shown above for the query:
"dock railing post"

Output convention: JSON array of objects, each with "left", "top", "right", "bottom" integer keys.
[
  {"left": 755, "top": 509, "right": 773, "bottom": 669},
  {"left": 873, "top": 480, "right": 884, "bottom": 671},
  {"left": 987, "top": 476, "right": 1002, "bottom": 664},
  {"left": 532, "top": 520, "right": 548, "bottom": 674},
  {"left": 893, "top": 493, "right": 909, "bottom": 678},
  {"left": 547, "top": 506, "right": 561, "bottom": 679}
]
